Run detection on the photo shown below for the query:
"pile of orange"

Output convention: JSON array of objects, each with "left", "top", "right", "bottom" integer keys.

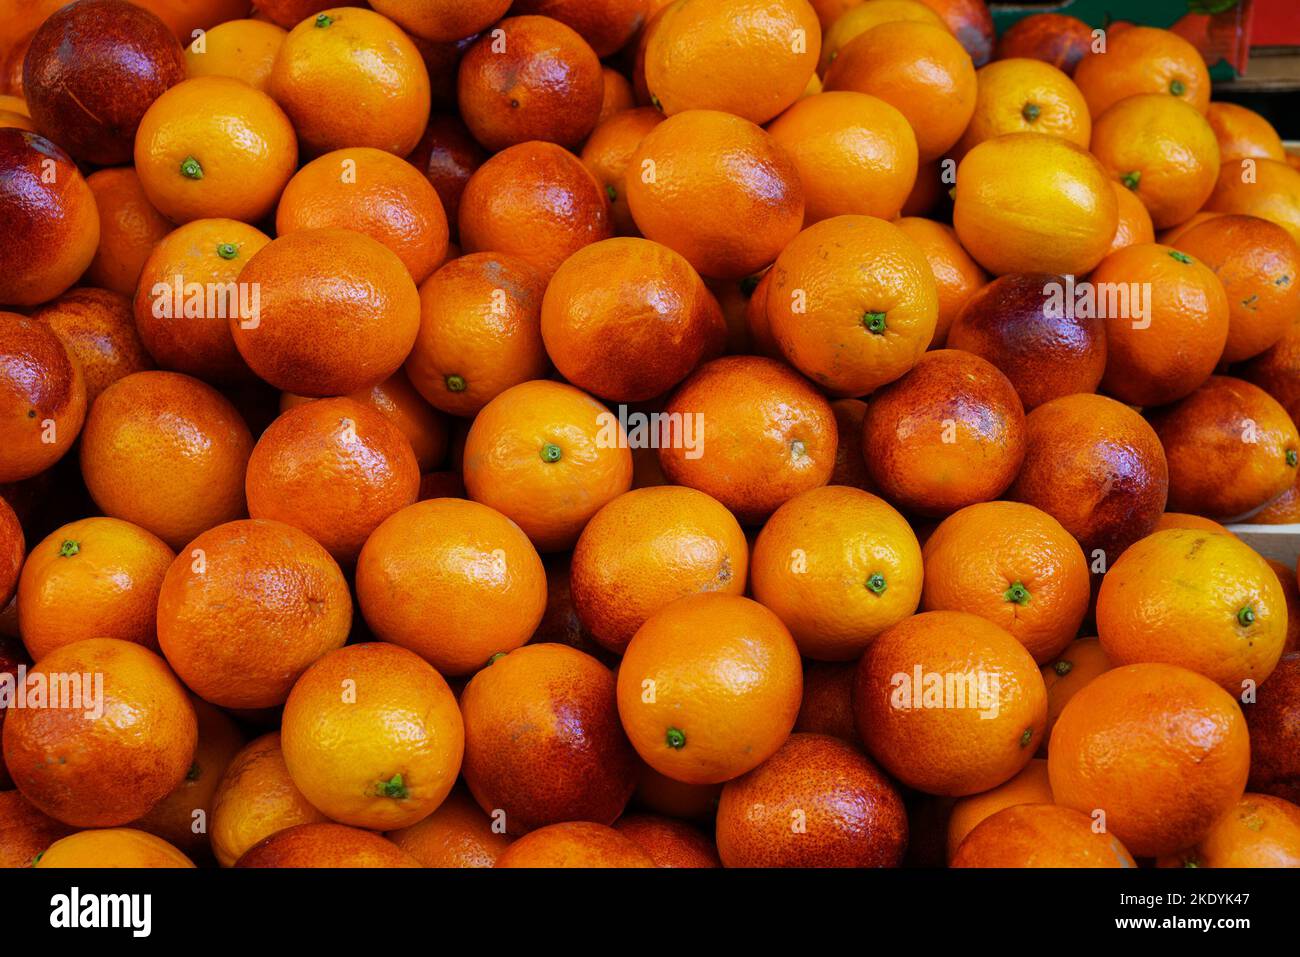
[{"left": 3, "top": 0, "right": 1300, "bottom": 874}]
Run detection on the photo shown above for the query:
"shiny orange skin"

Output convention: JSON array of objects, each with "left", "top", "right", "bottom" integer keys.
[
  {"left": 462, "top": 380, "right": 633, "bottom": 552},
  {"left": 405, "top": 252, "right": 550, "bottom": 418},
  {"left": 276, "top": 147, "right": 448, "bottom": 284},
  {"left": 599, "top": 67, "right": 635, "bottom": 122},
  {"left": 795, "top": 660, "right": 861, "bottom": 745},
  {"left": 79, "top": 372, "right": 252, "bottom": 550},
  {"left": 1173, "top": 214, "right": 1300, "bottom": 363},
  {"left": 1049, "top": 662, "right": 1250, "bottom": 858},
  {"left": 716, "top": 732, "right": 907, "bottom": 867},
  {"left": 457, "top": 16, "right": 603, "bottom": 152},
  {"left": 952, "top": 804, "right": 1136, "bottom": 868},
  {"left": 512, "top": 0, "right": 644, "bottom": 57},
  {"left": 461, "top": 643, "right": 636, "bottom": 832},
  {"left": 1150, "top": 376, "right": 1299, "bottom": 521},
  {"left": 580, "top": 107, "right": 663, "bottom": 236},
  {"left": 156, "top": 519, "right": 351, "bottom": 709},
  {"left": 1241, "top": 314, "right": 1300, "bottom": 428},
  {"left": 36, "top": 828, "right": 195, "bottom": 868},
  {"left": 1206, "top": 101, "right": 1286, "bottom": 162},
  {"left": 281, "top": 642, "right": 464, "bottom": 830},
  {"left": 627, "top": 110, "right": 804, "bottom": 281},
  {"left": 1008, "top": 393, "right": 1168, "bottom": 567},
  {"left": 209, "top": 731, "right": 328, "bottom": 867},
  {"left": 18, "top": 517, "right": 173, "bottom": 662},
  {"left": 459, "top": 140, "right": 613, "bottom": 279},
  {"left": 1206, "top": 159, "right": 1300, "bottom": 245},
  {"left": 356, "top": 498, "right": 546, "bottom": 675},
  {"left": 894, "top": 217, "right": 987, "bottom": 346},
  {"left": 0, "top": 497, "right": 20, "bottom": 608},
  {"left": 643, "top": 0, "right": 820, "bottom": 125},
  {"left": 0, "top": 790, "right": 73, "bottom": 868},
  {"left": 863, "top": 350, "right": 1025, "bottom": 516},
  {"left": 185, "top": 18, "right": 285, "bottom": 92},
  {"left": 945, "top": 757, "right": 1052, "bottom": 860},
  {"left": 613, "top": 814, "right": 719, "bottom": 867},
  {"left": 387, "top": 787, "right": 512, "bottom": 868},
  {"left": 34, "top": 288, "right": 154, "bottom": 404},
  {"left": 232, "top": 228, "right": 421, "bottom": 397},
  {"left": 993, "top": 13, "right": 1094, "bottom": 75},
  {"left": 1105, "top": 178, "right": 1156, "bottom": 256},
  {"left": 84, "top": 168, "right": 173, "bottom": 296},
  {"left": 953, "top": 57, "right": 1090, "bottom": 161},
  {"left": 406, "top": 114, "right": 486, "bottom": 240},
  {"left": 0, "top": 130, "right": 100, "bottom": 307},
  {"left": 854, "top": 610, "right": 1048, "bottom": 796},
  {"left": 819, "top": 0, "right": 946, "bottom": 79},
  {"left": 767, "top": 215, "right": 938, "bottom": 396},
  {"left": 268, "top": 7, "right": 430, "bottom": 158},
  {"left": 768, "top": 91, "right": 918, "bottom": 224},
  {"left": 2, "top": 638, "right": 196, "bottom": 828},
  {"left": 1039, "top": 638, "right": 1112, "bottom": 756},
  {"left": 1155, "top": 512, "right": 1235, "bottom": 536},
  {"left": 658, "top": 356, "right": 837, "bottom": 526},
  {"left": 1163, "top": 794, "right": 1300, "bottom": 868},
  {"left": 541, "top": 237, "right": 724, "bottom": 402},
  {"left": 616, "top": 594, "right": 802, "bottom": 785},
  {"left": 132, "top": 218, "right": 268, "bottom": 385},
  {"left": 1253, "top": 478, "right": 1300, "bottom": 526},
  {"left": 134, "top": 76, "right": 298, "bottom": 224},
  {"left": 245, "top": 398, "right": 419, "bottom": 566},
  {"left": 1073, "top": 25, "right": 1210, "bottom": 117},
  {"left": 365, "top": 0, "right": 510, "bottom": 43},
  {"left": 236, "top": 822, "right": 421, "bottom": 868},
  {"left": 824, "top": 20, "right": 976, "bottom": 164},
  {"left": 494, "top": 821, "right": 653, "bottom": 867},
  {"left": 1158, "top": 209, "right": 1227, "bottom": 245},
  {"left": 1245, "top": 653, "right": 1300, "bottom": 804},
  {"left": 1091, "top": 94, "right": 1220, "bottom": 230},
  {"left": 571, "top": 486, "right": 747, "bottom": 656},
  {"left": 1093, "top": 243, "right": 1229, "bottom": 407}
]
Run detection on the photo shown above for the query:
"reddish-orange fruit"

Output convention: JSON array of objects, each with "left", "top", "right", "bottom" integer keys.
[
  {"left": 1039, "top": 638, "right": 1112, "bottom": 755},
  {"left": 1207, "top": 158, "right": 1300, "bottom": 245},
  {"left": 494, "top": 821, "right": 653, "bottom": 867},
  {"left": 598, "top": 66, "right": 635, "bottom": 121},
  {"left": 952, "top": 804, "right": 1136, "bottom": 868},
  {"left": 365, "top": 0, "right": 510, "bottom": 43},
  {"left": 716, "top": 733, "right": 907, "bottom": 867},
  {"left": 1246, "top": 653, "right": 1300, "bottom": 804},
  {"left": 541, "top": 237, "right": 724, "bottom": 402},
  {"left": 0, "top": 314, "right": 86, "bottom": 484},
  {"left": 84, "top": 167, "right": 173, "bottom": 295},
  {"left": 994, "top": 13, "right": 1094, "bottom": 75},
  {"left": 0, "top": 636, "right": 28, "bottom": 786},
  {"left": 35, "top": 828, "right": 195, "bottom": 868},
  {"left": 626, "top": 110, "right": 804, "bottom": 280},
  {"left": 854, "top": 610, "right": 1048, "bottom": 796},
  {"left": 1049, "top": 663, "right": 1250, "bottom": 857},
  {"left": 2, "top": 638, "right": 196, "bottom": 827},
  {"left": 236, "top": 823, "right": 421, "bottom": 868},
  {"left": 1155, "top": 512, "right": 1235, "bottom": 536},
  {"left": 1073, "top": 25, "right": 1210, "bottom": 117},
  {"left": 156, "top": 519, "right": 351, "bottom": 709},
  {"left": 511, "top": 0, "right": 645, "bottom": 58},
  {"left": 796, "top": 661, "right": 861, "bottom": 744},
  {"left": 33, "top": 288, "right": 154, "bottom": 403},
  {"left": 829, "top": 398, "right": 872, "bottom": 491},
  {"left": 461, "top": 643, "right": 636, "bottom": 832},
  {"left": 387, "top": 787, "right": 512, "bottom": 868},
  {"left": 1105, "top": 178, "right": 1157, "bottom": 255},
  {"left": 458, "top": 140, "right": 612, "bottom": 279},
  {"left": 0, "top": 497, "right": 20, "bottom": 608},
  {"left": 1163, "top": 794, "right": 1300, "bottom": 868},
  {"left": 1241, "top": 321, "right": 1300, "bottom": 427},
  {"left": 580, "top": 107, "right": 664, "bottom": 236},
  {"left": 945, "top": 758, "right": 1052, "bottom": 858},
  {"left": 0, "top": 790, "right": 74, "bottom": 868},
  {"left": 894, "top": 217, "right": 987, "bottom": 346},
  {"left": 658, "top": 356, "right": 837, "bottom": 525},
  {"left": 1206, "top": 101, "right": 1286, "bottom": 162},
  {"left": 406, "top": 114, "right": 486, "bottom": 236},
  {"left": 613, "top": 814, "right": 719, "bottom": 868}
]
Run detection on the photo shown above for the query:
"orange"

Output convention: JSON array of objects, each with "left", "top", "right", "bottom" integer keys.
[
  {"left": 1172, "top": 214, "right": 1300, "bottom": 362},
  {"left": 951, "top": 804, "right": 1136, "bottom": 868},
  {"left": 132, "top": 217, "right": 269, "bottom": 384},
  {"left": 862, "top": 350, "right": 1025, "bottom": 515},
  {"left": 462, "top": 380, "right": 633, "bottom": 552},
  {"left": 1039, "top": 638, "right": 1112, "bottom": 754},
  {"left": 1246, "top": 653, "right": 1300, "bottom": 804},
  {"left": 828, "top": 397, "right": 872, "bottom": 491},
  {"left": 365, "top": 0, "right": 511, "bottom": 43},
  {"left": 35, "top": 828, "right": 195, "bottom": 868},
  {"left": 796, "top": 660, "right": 861, "bottom": 744},
  {"left": 209, "top": 732, "right": 328, "bottom": 867},
  {"left": 767, "top": 215, "right": 938, "bottom": 396},
  {"left": 1206, "top": 158, "right": 1300, "bottom": 245},
  {"left": 823, "top": 20, "right": 976, "bottom": 164},
  {"left": 1205, "top": 101, "right": 1286, "bottom": 162},
  {"left": 1092, "top": 243, "right": 1229, "bottom": 407},
  {"left": 854, "top": 610, "right": 1048, "bottom": 796},
  {"left": 405, "top": 252, "right": 550, "bottom": 417},
  {"left": 1158, "top": 209, "right": 1227, "bottom": 244},
  {"left": 945, "top": 758, "right": 1053, "bottom": 861},
  {"left": 632, "top": 761, "right": 722, "bottom": 821},
  {"left": 494, "top": 821, "right": 653, "bottom": 868},
  {"left": 617, "top": 594, "right": 802, "bottom": 784},
  {"left": 232, "top": 228, "right": 420, "bottom": 397},
  {"left": 0, "top": 109, "right": 32, "bottom": 131},
  {"left": 1241, "top": 320, "right": 1300, "bottom": 427},
  {"left": 918, "top": 0, "right": 994, "bottom": 66},
  {"left": 457, "top": 16, "right": 603, "bottom": 151},
  {"left": 2, "top": 638, "right": 196, "bottom": 827},
  {"left": 598, "top": 66, "right": 635, "bottom": 121},
  {"left": 0, "top": 130, "right": 100, "bottom": 307},
  {"left": 405, "top": 114, "right": 486, "bottom": 237},
  {"left": 134, "top": 76, "right": 298, "bottom": 224},
  {"left": 767, "top": 91, "right": 919, "bottom": 224},
  {"left": 245, "top": 398, "right": 420, "bottom": 566},
  {"left": 954, "top": 57, "right": 1089, "bottom": 162},
  {"left": 626, "top": 110, "right": 804, "bottom": 280},
  {"left": 657, "top": 356, "right": 837, "bottom": 525},
  {"left": 0, "top": 496, "right": 20, "bottom": 608},
  {"left": 386, "top": 787, "right": 512, "bottom": 868},
  {"left": 1097, "top": 528, "right": 1287, "bottom": 692},
  {"left": 580, "top": 106, "right": 664, "bottom": 236},
  {"left": 993, "top": 12, "right": 1095, "bottom": 76},
  {"left": 133, "top": 0, "right": 256, "bottom": 41},
  {"left": 458, "top": 140, "right": 613, "bottom": 279},
  {"left": 751, "top": 486, "right": 921, "bottom": 660},
  {"left": 716, "top": 732, "right": 907, "bottom": 867},
  {"left": 356, "top": 498, "right": 546, "bottom": 675},
  {"left": 541, "top": 237, "right": 724, "bottom": 402},
  {"left": 0, "top": 314, "right": 86, "bottom": 484},
  {"left": 281, "top": 642, "right": 463, "bottom": 830},
  {"left": 79, "top": 371, "right": 252, "bottom": 550},
  {"left": 18, "top": 517, "right": 173, "bottom": 662},
  {"left": 614, "top": 814, "right": 720, "bottom": 868},
  {"left": 643, "top": 0, "right": 819, "bottom": 125},
  {"left": 33, "top": 288, "right": 154, "bottom": 403},
  {"left": 83, "top": 167, "right": 173, "bottom": 296},
  {"left": 1104, "top": 178, "right": 1156, "bottom": 255},
  {"left": 0, "top": 790, "right": 73, "bottom": 868},
  {"left": 1048, "top": 662, "right": 1250, "bottom": 857},
  {"left": 156, "top": 518, "right": 351, "bottom": 708},
  {"left": 893, "top": 217, "right": 987, "bottom": 346},
  {"left": 1090, "top": 93, "right": 1220, "bottom": 230},
  {"left": 953, "top": 132, "right": 1118, "bottom": 276},
  {"left": 1155, "top": 512, "right": 1235, "bottom": 536},
  {"left": 236, "top": 822, "right": 421, "bottom": 868},
  {"left": 185, "top": 18, "right": 285, "bottom": 91},
  {"left": 1073, "top": 25, "right": 1210, "bottom": 117},
  {"left": 1163, "top": 794, "right": 1300, "bottom": 868},
  {"left": 276, "top": 147, "right": 449, "bottom": 284},
  {"left": 820, "top": 0, "right": 946, "bottom": 74},
  {"left": 571, "top": 486, "right": 746, "bottom": 655},
  {"left": 268, "top": 7, "right": 430, "bottom": 157}
]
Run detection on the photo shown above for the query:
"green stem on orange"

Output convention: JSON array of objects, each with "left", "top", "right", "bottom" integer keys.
[
  {"left": 179, "top": 156, "right": 203, "bottom": 180},
  {"left": 375, "top": 774, "right": 408, "bottom": 800},
  {"left": 1003, "top": 581, "right": 1031, "bottom": 605},
  {"left": 863, "top": 310, "right": 887, "bottom": 334},
  {"left": 665, "top": 727, "right": 686, "bottom": 750},
  {"left": 1237, "top": 605, "right": 1256, "bottom": 627},
  {"left": 58, "top": 540, "right": 80, "bottom": 558},
  {"left": 540, "top": 442, "right": 562, "bottom": 463},
  {"left": 866, "top": 573, "right": 887, "bottom": 595},
  {"left": 1022, "top": 102, "right": 1041, "bottom": 122},
  {"left": 445, "top": 374, "right": 466, "bottom": 393}
]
